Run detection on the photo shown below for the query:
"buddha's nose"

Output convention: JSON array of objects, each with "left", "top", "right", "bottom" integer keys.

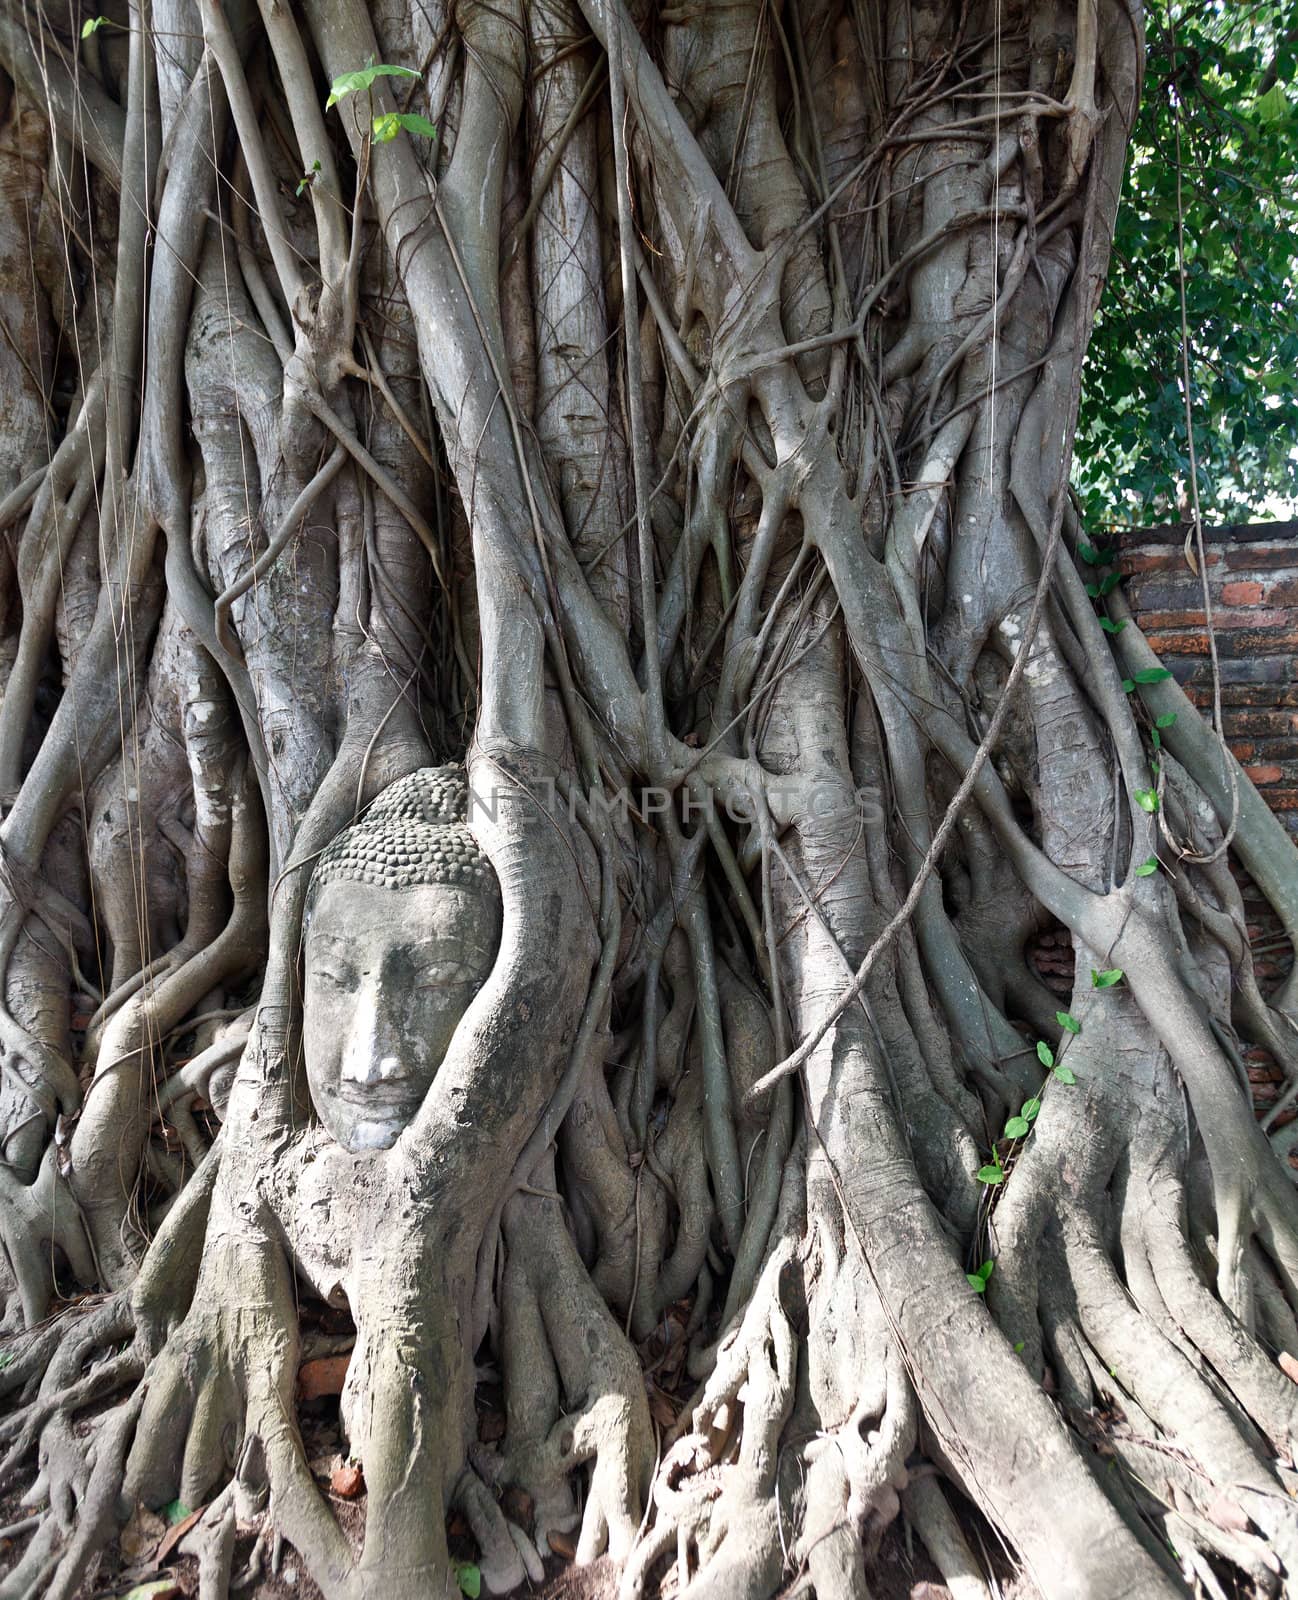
[
  {"left": 340, "top": 1051, "right": 409, "bottom": 1087},
  {"left": 339, "top": 991, "right": 409, "bottom": 1086}
]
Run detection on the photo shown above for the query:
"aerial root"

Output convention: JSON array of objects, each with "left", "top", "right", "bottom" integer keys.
[
  {"left": 496, "top": 1174, "right": 653, "bottom": 1570},
  {"left": 455, "top": 1467, "right": 545, "bottom": 1592},
  {"left": 900, "top": 1474, "right": 992, "bottom": 1600},
  {"left": 620, "top": 1229, "right": 800, "bottom": 1600}
]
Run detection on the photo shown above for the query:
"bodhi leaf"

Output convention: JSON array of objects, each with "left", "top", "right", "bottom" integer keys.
[{"left": 326, "top": 63, "right": 419, "bottom": 108}]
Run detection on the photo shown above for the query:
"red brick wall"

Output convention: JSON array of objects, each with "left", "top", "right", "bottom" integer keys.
[
  {"left": 1118, "top": 520, "right": 1298, "bottom": 1123},
  {"left": 1118, "top": 519, "right": 1298, "bottom": 836}
]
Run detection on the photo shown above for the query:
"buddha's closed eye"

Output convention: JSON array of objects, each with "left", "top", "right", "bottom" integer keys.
[
  {"left": 309, "top": 963, "right": 357, "bottom": 991},
  {"left": 417, "top": 961, "right": 483, "bottom": 989}
]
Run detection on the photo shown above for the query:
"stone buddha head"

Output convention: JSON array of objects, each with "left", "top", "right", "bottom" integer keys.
[{"left": 302, "top": 767, "right": 502, "bottom": 1153}]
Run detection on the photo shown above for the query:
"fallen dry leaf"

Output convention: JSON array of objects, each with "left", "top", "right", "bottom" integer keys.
[
  {"left": 1204, "top": 1493, "right": 1251, "bottom": 1534},
  {"left": 153, "top": 1505, "right": 205, "bottom": 1567},
  {"left": 297, "top": 1354, "right": 351, "bottom": 1402},
  {"left": 547, "top": 1529, "right": 576, "bottom": 1560},
  {"left": 500, "top": 1485, "right": 533, "bottom": 1528},
  {"left": 1278, "top": 1350, "right": 1298, "bottom": 1384},
  {"left": 119, "top": 1505, "right": 166, "bottom": 1563},
  {"left": 330, "top": 1462, "right": 365, "bottom": 1499}
]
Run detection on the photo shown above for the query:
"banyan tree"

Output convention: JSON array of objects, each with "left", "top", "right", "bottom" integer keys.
[{"left": 2, "top": 1, "right": 1298, "bottom": 1597}]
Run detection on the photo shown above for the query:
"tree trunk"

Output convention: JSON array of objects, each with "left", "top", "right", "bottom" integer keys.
[{"left": 2, "top": 2, "right": 1297, "bottom": 1598}]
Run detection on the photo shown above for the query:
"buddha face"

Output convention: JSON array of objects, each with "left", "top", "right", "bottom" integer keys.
[{"left": 303, "top": 876, "right": 502, "bottom": 1153}]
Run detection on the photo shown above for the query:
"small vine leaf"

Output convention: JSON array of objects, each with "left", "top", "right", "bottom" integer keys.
[
  {"left": 161, "top": 1501, "right": 191, "bottom": 1527},
  {"left": 1155, "top": 712, "right": 1177, "bottom": 728},
  {"left": 1135, "top": 855, "right": 1159, "bottom": 876},
  {"left": 1092, "top": 968, "right": 1124, "bottom": 988},
  {"left": 1133, "top": 666, "right": 1172, "bottom": 684},
  {"left": 1099, "top": 616, "right": 1126, "bottom": 634},
  {"left": 1099, "top": 571, "right": 1123, "bottom": 595},
  {"left": 1085, "top": 581, "right": 1100, "bottom": 598},
  {"left": 326, "top": 63, "right": 419, "bottom": 108},
  {"left": 1056, "top": 1011, "right": 1081, "bottom": 1034},
  {"left": 1014, "top": 1341, "right": 1025, "bottom": 1353},
  {"left": 976, "top": 1164, "right": 1004, "bottom": 1185},
  {"left": 457, "top": 1566, "right": 483, "bottom": 1599},
  {"left": 81, "top": 16, "right": 107, "bottom": 36},
  {"left": 1036, "top": 1040, "right": 1055, "bottom": 1068},
  {"left": 1005, "top": 1115, "right": 1030, "bottom": 1138},
  {"left": 1022, "top": 1097, "right": 1042, "bottom": 1121},
  {"left": 1054, "top": 1064, "right": 1077, "bottom": 1085},
  {"left": 1076, "top": 541, "right": 1101, "bottom": 563},
  {"left": 975, "top": 1260, "right": 994, "bottom": 1282},
  {"left": 967, "top": 1273, "right": 988, "bottom": 1292},
  {"left": 1133, "top": 787, "right": 1159, "bottom": 812},
  {"left": 1122, "top": 678, "right": 1135, "bottom": 693}
]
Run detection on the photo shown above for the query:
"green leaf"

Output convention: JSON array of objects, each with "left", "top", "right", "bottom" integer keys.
[
  {"left": 1014, "top": 1340, "right": 1025, "bottom": 1353},
  {"left": 1092, "top": 968, "right": 1125, "bottom": 988},
  {"left": 1135, "top": 855, "right": 1159, "bottom": 876},
  {"left": 394, "top": 111, "right": 437, "bottom": 139},
  {"left": 1150, "top": 728, "right": 1161, "bottom": 750},
  {"left": 162, "top": 1500, "right": 191, "bottom": 1526},
  {"left": 1134, "top": 787, "right": 1159, "bottom": 813},
  {"left": 457, "top": 1565, "right": 482, "bottom": 1599},
  {"left": 1085, "top": 582, "right": 1100, "bottom": 599},
  {"left": 123, "top": 1584, "right": 185, "bottom": 1600},
  {"left": 1099, "top": 571, "right": 1123, "bottom": 596},
  {"left": 1054, "top": 1063, "right": 1078, "bottom": 1085},
  {"left": 1122, "top": 678, "right": 1135, "bottom": 693},
  {"left": 1036, "top": 1040, "right": 1055, "bottom": 1069},
  {"left": 1077, "top": 541, "right": 1101, "bottom": 564},
  {"left": 1133, "top": 667, "right": 1173, "bottom": 684},
  {"left": 1155, "top": 712, "right": 1177, "bottom": 729},
  {"left": 1022, "top": 1097, "right": 1042, "bottom": 1122},
  {"left": 1056, "top": 1010, "right": 1081, "bottom": 1034},
  {"left": 372, "top": 110, "right": 438, "bottom": 143},
  {"left": 1099, "top": 616, "right": 1126, "bottom": 634},
  {"left": 975, "top": 1259, "right": 994, "bottom": 1283},
  {"left": 977, "top": 1164, "right": 1004, "bottom": 1186},
  {"left": 81, "top": 15, "right": 107, "bottom": 36},
  {"left": 1005, "top": 1115, "right": 1030, "bottom": 1139},
  {"left": 326, "top": 62, "right": 420, "bottom": 109},
  {"left": 1257, "top": 83, "right": 1289, "bottom": 122}
]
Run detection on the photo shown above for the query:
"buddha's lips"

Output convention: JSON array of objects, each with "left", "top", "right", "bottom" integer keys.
[{"left": 336, "top": 1079, "right": 418, "bottom": 1107}]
